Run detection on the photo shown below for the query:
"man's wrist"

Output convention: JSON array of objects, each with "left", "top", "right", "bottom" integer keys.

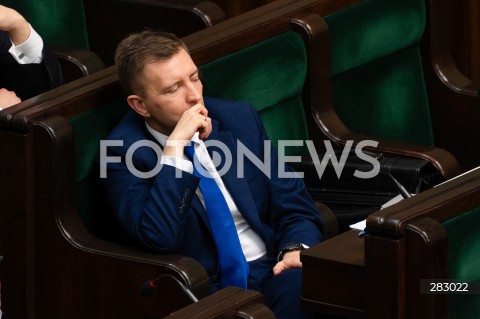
[
  {"left": 277, "top": 243, "right": 308, "bottom": 262},
  {"left": 8, "top": 23, "right": 43, "bottom": 64}
]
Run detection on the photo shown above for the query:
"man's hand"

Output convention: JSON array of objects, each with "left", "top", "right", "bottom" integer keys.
[
  {"left": 272, "top": 250, "right": 303, "bottom": 275},
  {"left": 0, "top": 88, "right": 21, "bottom": 109},
  {"left": 164, "top": 103, "right": 212, "bottom": 157},
  {"left": 0, "top": 5, "right": 31, "bottom": 45}
]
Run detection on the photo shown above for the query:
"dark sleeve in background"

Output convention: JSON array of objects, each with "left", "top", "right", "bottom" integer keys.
[{"left": 0, "top": 30, "right": 64, "bottom": 101}]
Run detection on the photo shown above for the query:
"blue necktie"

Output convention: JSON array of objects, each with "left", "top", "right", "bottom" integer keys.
[{"left": 185, "top": 143, "right": 249, "bottom": 289}]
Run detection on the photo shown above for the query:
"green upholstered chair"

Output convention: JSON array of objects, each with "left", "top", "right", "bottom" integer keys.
[
  {"left": 326, "top": 0, "right": 432, "bottom": 146},
  {"left": 301, "top": 166, "right": 480, "bottom": 318},
  {"left": 197, "top": 29, "right": 341, "bottom": 236},
  {"left": 195, "top": 18, "right": 340, "bottom": 238},
  {"left": 197, "top": 7, "right": 447, "bottom": 231},
  {"left": 367, "top": 168, "right": 480, "bottom": 318},
  {"left": 305, "top": 0, "right": 462, "bottom": 179},
  {"left": 200, "top": 31, "right": 309, "bottom": 155},
  {"left": 30, "top": 20, "right": 336, "bottom": 318},
  {"left": 443, "top": 207, "right": 480, "bottom": 319},
  {"left": 64, "top": 87, "right": 277, "bottom": 319},
  {"left": 69, "top": 97, "right": 130, "bottom": 242},
  {"left": 0, "top": 75, "right": 213, "bottom": 318}
]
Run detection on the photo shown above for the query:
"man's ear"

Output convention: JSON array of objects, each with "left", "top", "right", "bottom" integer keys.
[{"left": 127, "top": 95, "right": 150, "bottom": 118}]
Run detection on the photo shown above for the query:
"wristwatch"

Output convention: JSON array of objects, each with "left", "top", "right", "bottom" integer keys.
[{"left": 277, "top": 243, "right": 308, "bottom": 262}]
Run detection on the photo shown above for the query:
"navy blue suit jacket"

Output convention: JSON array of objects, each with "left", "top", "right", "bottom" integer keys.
[
  {"left": 0, "top": 31, "right": 63, "bottom": 101},
  {"left": 102, "top": 97, "right": 323, "bottom": 285}
]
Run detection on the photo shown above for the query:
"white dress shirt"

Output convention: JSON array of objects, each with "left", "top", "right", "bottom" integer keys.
[
  {"left": 8, "top": 24, "right": 43, "bottom": 64},
  {"left": 146, "top": 123, "right": 267, "bottom": 261}
]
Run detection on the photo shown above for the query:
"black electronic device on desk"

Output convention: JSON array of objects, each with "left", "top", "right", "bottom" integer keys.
[{"left": 291, "top": 151, "right": 443, "bottom": 231}]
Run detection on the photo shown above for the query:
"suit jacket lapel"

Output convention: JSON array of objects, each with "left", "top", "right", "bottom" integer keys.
[{"left": 141, "top": 121, "right": 212, "bottom": 230}]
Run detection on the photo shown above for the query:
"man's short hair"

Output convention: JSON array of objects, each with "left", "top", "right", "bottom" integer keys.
[{"left": 114, "top": 30, "right": 188, "bottom": 96}]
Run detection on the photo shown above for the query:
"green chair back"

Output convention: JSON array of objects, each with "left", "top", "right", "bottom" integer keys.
[
  {"left": 69, "top": 99, "right": 130, "bottom": 240},
  {"left": 443, "top": 207, "right": 480, "bottom": 319},
  {"left": 324, "top": 0, "right": 434, "bottom": 146},
  {"left": 3, "top": 0, "right": 89, "bottom": 49},
  {"left": 199, "top": 31, "right": 309, "bottom": 155}
]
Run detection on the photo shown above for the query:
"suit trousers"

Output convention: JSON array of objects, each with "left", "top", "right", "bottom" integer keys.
[{"left": 246, "top": 256, "right": 318, "bottom": 319}]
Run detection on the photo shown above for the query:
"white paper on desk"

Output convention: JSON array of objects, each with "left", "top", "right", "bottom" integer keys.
[
  {"left": 349, "top": 219, "right": 366, "bottom": 230},
  {"left": 347, "top": 167, "right": 480, "bottom": 231}
]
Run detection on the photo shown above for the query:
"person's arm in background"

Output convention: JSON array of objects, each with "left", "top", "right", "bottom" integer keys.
[
  {"left": 0, "top": 5, "right": 63, "bottom": 110},
  {"left": 0, "top": 5, "right": 31, "bottom": 46}
]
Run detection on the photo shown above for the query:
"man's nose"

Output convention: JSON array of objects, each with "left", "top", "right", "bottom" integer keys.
[{"left": 186, "top": 82, "right": 202, "bottom": 103}]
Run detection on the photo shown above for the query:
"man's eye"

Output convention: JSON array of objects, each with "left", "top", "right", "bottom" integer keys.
[{"left": 165, "top": 86, "right": 179, "bottom": 94}]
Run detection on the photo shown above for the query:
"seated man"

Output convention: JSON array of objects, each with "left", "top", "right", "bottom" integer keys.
[
  {"left": 0, "top": 4, "right": 63, "bottom": 110},
  {"left": 102, "top": 30, "right": 324, "bottom": 319}
]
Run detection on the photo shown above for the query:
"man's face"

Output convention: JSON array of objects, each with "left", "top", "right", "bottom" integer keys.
[{"left": 134, "top": 48, "right": 204, "bottom": 135}]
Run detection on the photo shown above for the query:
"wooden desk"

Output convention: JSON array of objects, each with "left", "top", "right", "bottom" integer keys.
[{"left": 301, "top": 230, "right": 366, "bottom": 318}]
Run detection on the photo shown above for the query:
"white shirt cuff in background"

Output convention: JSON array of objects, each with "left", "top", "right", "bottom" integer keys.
[{"left": 8, "top": 24, "right": 44, "bottom": 64}]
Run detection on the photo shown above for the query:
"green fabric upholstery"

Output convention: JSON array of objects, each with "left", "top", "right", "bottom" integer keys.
[
  {"left": 3, "top": 0, "right": 89, "bottom": 49},
  {"left": 199, "top": 32, "right": 309, "bottom": 155},
  {"left": 69, "top": 99, "right": 130, "bottom": 240},
  {"left": 324, "top": 0, "right": 434, "bottom": 146},
  {"left": 443, "top": 207, "right": 480, "bottom": 319}
]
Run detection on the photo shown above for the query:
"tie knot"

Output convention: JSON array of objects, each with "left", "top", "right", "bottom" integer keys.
[{"left": 184, "top": 142, "right": 196, "bottom": 161}]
